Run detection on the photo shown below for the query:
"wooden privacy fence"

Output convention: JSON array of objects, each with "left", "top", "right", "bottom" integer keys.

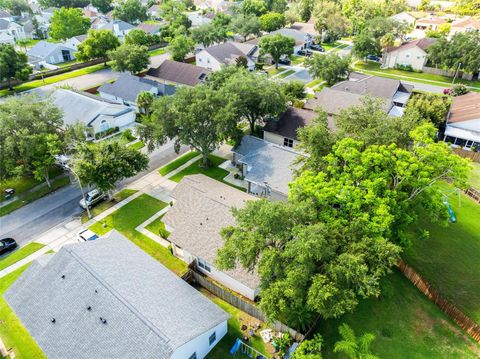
[
  {"left": 452, "top": 148, "right": 480, "bottom": 163},
  {"left": 190, "top": 271, "right": 305, "bottom": 341},
  {"left": 397, "top": 260, "right": 480, "bottom": 343},
  {"left": 465, "top": 187, "right": 480, "bottom": 203}
]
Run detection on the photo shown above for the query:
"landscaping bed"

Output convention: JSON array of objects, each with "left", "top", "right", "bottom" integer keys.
[
  {"left": 81, "top": 189, "right": 138, "bottom": 223},
  {"left": 158, "top": 151, "right": 199, "bottom": 176},
  {"left": 0, "top": 243, "right": 45, "bottom": 271}
]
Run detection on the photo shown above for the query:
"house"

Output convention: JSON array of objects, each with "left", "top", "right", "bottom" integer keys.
[
  {"left": 162, "top": 174, "right": 261, "bottom": 300},
  {"left": 449, "top": 18, "right": 480, "bottom": 36},
  {"left": 382, "top": 38, "right": 436, "bottom": 71},
  {"left": 187, "top": 12, "right": 213, "bottom": 27},
  {"left": 147, "top": 4, "right": 161, "bottom": 19},
  {"left": 63, "top": 34, "right": 87, "bottom": 51},
  {"left": 0, "top": 9, "right": 14, "bottom": 21},
  {"left": 193, "top": 0, "right": 234, "bottom": 12},
  {"left": 390, "top": 11, "right": 416, "bottom": 27},
  {"left": 51, "top": 89, "right": 136, "bottom": 138},
  {"left": 443, "top": 92, "right": 480, "bottom": 149},
  {"left": 232, "top": 135, "right": 306, "bottom": 200},
  {"left": 271, "top": 28, "right": 313, "bottom": 53},
  {"left": 27, "top": 40, "right": 76, "bottom": 64},
  {"left": 263, "top": 106, "right": 317, "bottom": 148},
  {"left": 136, "top": 21, "right": 163, "bottom": 35},
  {"left": 146, "top": 59, "right": 210, "bottom": 86},
  {"left": 196, "top": 41, "right": 258, "bottom": 71},
  {"left": 415, "top": 15, "right": 447, "bottom": 30},
  {"left": 289, "top": 19, "right": 318, "bottom": 37},
  {"left": 96, "top": 19, "right": 134, "bottom": 38},
  {"left": 98, "top": 73, "right": 175, "bottom": 110},
  {"left": 305, "top": 73, "right": 413, "bottom": 118},
  {"left": 0, "top": 19, "right": 26, "bottom": 44},
  {"left": 4, "top": 231, "right": 229, "bottom": 359}
]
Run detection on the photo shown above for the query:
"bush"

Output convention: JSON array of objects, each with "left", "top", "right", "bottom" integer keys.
[
  {"left": 94, "top": 126, "right": 119, "bottom": 140},
  {"left": 395, "top": 63, "right": 414, "bottom": 72},
  {"left": 451, "top": 84, "right": 469, "bottom": 97},
  {"left": 121, "top": 128, "right": 136, "bottom": 142}
]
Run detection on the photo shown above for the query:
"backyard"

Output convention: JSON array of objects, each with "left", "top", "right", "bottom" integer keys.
[
  {"left": 89, "top": 194, "right": 187, "bottom": 275},
  {"left": 469, "top": 162, "right": 480, "bottom": 189}
]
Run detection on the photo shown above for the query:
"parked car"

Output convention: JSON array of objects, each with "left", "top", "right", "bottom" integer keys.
[
  {"left": 0, "top": 238, "right": 17, "bottom": 256},
  {"left": 79, "top": 189, "right": 106, "bottom": 209},
  {"left": 366, "top": 55, "right": 381, "bottom": 62},
  {"left": 310, "top": 44, "right": 325, "bottom": 52},
  {"left": 273, "top": 55, "right": 291, "bottom": 65},
  {"left": 297, "top": 49, "right": 313, "bottom": 57},
  {"left": 78, "top": 229, "right": 99, "bottom": 242}
]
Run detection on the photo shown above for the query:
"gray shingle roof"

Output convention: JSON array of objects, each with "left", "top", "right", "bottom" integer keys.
[
  {"left": 163, "top": 175, "right": 260, "bottom": 289},
  {"left": 146, "top": 59, "right": 210, "bottom": 86},
  {"left": 331, "top": 74, "right": 411, "bottom": 100},
  {"left": 204, "top": 41, "right": 256, "bottom": 65},
  {"left": 264, "top": 106, "right": 318, "bottom": 140},
  {"left": 27, "top": 40, "right": 74, "bottom": 59},
  {"left": 4, "top": 231, "right": 229, "bottom": 359}
]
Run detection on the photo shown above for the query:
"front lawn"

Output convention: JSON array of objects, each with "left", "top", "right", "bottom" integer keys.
[
  {"left": 0, "top": 243, "right": 45, "bottom": 271},
  {"left": 129, "top": 141, "right": 145, "bottom": 150},
  {"left": 145, "top": 215, "right": 170, "bottom": 239},
  {"left": 158, "top": 151, "right": 199, "bottom": 176},
  {"left": 403, "top": 184, "right": 480, "bottom": 323},
  {"left": 306, "top": 79, "right": 323, "bottom": 88},
  {"left": 81, "top": 189, "right": 138, "bottom": 223},
  {"left": 278, "top": 69, "right": 296, "bottom": 79},
  {"left": 317, "top": 270, "right": 480, "bottom": 358},
  {"left": 0, "top": 265, "right": 46, "bottom": 359},
  {"left": 89, "top": 194, "right": 187, "bottom": 275},
  {"left": 290, "top": 55, "right": 304, "bottom": 66},
  {"left": 265, "top": 66, "right": 285, "bottom": 77},
  {"left": 321, "top": 42, "right": 341, "bottom": 51}
]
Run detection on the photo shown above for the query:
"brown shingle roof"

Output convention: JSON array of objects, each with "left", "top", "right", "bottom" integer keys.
[
  {"left": 146, "top": 60, "right": 210, "bottom": 86},
  {"left": 451, "top": 18, "right": 480, "bottom": 30},
  {"left": 264, "top": 106, "right": 318, "bottom": 140},
  {"left": 385, "top": 38, "right": 436, "bottom": 54},
  {"left": 448, "top": 92, "right": 480, "bottom": 123},
  {"left": 416, "top": 16, "right": 447, "bottom": 25}
]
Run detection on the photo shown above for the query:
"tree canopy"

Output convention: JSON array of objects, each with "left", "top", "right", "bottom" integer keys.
[
  {"left": 241, "top": 0, "right": 268, "bottom": 16},
  {"left": 91, "top": 0, "right": 112, "bottom": 13},
  {"left": 230, "top": 14, "right": 261, "bottom": 42},
  {"left": 38, "top": 0, "right": 89, "bottom": 8},
  {"left": 109, "top": 43, "right": 150, "bottom": 73},
  {"left": 259, "top": 12, "right": 286, "bottom": 32},
  {"left": 0, "top": 43, "right": 32, "bottom": 89},
  {"left": 259, "top": 34, "right": 295, "bottom": 69},
  {"left": 112, "top": 0, "right": 148, "bottom": 24},
  {"left": 305, "top": 53, "right": 351, "bottom": 86},
  {"left": 48, "top": 7, "right": 90, "bottom": 41},
  {"left": 167, "top": 34, "right": 195, "bottom": 61},
  {"left": 75, "top": 29, "right": 120, "bottom": 64}
]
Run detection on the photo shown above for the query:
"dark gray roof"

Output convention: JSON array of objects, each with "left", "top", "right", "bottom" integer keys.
[
  {"left": 331, "top": 74, "right": 412, "bottom": 100},
  {"left": 203, "top": 41, "right": 256, "bottom": 65},
  {"left": 4, "top": 231, "right": 229, "bottom": 359},
  {"left": 304, "top": 87, "right": 368, "bottom": 114},
  {"left": 264, "top": 106, "right": 317, "bottom": 140},
  {"left": 146, "top": 59, "right": 210, "bottom": 86},
  {"left": 98, "top": 19, "right": 134, "bottom": 31}
]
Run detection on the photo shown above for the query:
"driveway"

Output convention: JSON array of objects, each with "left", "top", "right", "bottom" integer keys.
[{"left": 283, "top": 68, "right": 313, "bottom": 83}]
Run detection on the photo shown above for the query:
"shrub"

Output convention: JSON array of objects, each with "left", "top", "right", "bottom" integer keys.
[
  {"left": 94, "top": 126, "right": 119, "bottom": 140},
  {"left": 121, "top": 128, "right": 136, "bottom": 142},
  {"left": 395, "top": 63, "right": 414, "bottom": 72}
]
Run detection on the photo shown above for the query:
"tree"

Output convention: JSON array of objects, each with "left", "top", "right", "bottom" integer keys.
[
  {"left": 71, "top": 140, "right": 148, "bottom": 196},
  {"left": 451, "top": 84, "right": 469, "bottom": 97},
  {"left": 76, "top": 30, "right": 120, "bottom": 65},
  {"left": 39, "top": 0, "right": 89, "bottom": 8},
  {"left": 305, "top": 53, "right": 351, "bottom": 86},
  {"left": 167, "top": 34, "right": 195, "bottom": 61},
  {"left": 0, "top": 43, "right": 32, "bottom": 90},
  {"left": 139, "top": 85, "right": 238, "bottom": 167},
  {"left": 109, "top": 43, "right": 150, "bottom": 73},
  {"left": 334, "top": 324, "right": 379, "bottom": 359},
  {"left": 405, "top": 93, "right": 450, "bottom": 127},
  {"left": 259, "top": 12, "right": 285, "bottom": 32},
  {"left": 453, "top": 0, "right": 480, "bottom": 15},
  {"left": 8, "top": 0, "right": 30, "bottom": 16},
  {"left": 113, "top": 0, "right": 148, "bottom": 24},
  {"left": 380, "top": 32, "right": 395, "bottom": 52},
  {"left": 259, "top": 34, "right": 295, "bottom": 69},
  {"left": 353, "top": 31, "right": 380, "bottom": 60},
  {"left": 230, "top": 14, "right": 261, "bottom": 42},
  {"left": 190, "top": 23, "right": 228, "bottom": 48},
  {"left": 32, "top": 17, "right": 45, "bottom": 39},
  {"left": 292, "top": 334, "right": 323, "bottom": 359},
  {"left": 49, "top": 7, "right": 90, "bottom": 41},
  {"left": 136, "top": 91, "right": 155, "bottom": 115},
  {"left": 92, "top": 0, "right": 112, "bottom": 14},
  {"left": 282, "top": 80, "right": 306, "bottom": 101},
  {"left": 160, "top": 0, "right": 191, "bottom": 40},
  {"left": 267, "top": 0, "right": 288, "bottom": 13},
  {"left": 212, "top": 12, "right": 231, "bottom": 28},
  {"left": 125, "top": 28, "right": 151, "bottom": 46},
  {"left": 31, "top": 133, "right": 62, "bottom": 187},
  {"left": 241, "top": 0, "right": 267, "bottom": 16}
]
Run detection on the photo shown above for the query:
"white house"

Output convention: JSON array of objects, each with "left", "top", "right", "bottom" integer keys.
[
  {"left": 0, "top": 19, "right": 26, "bottom": 44},
  {"left": 96, "top": 19, "right": 134, "bottom": 38},
  {"left": 382, "top": 38, "right": 436, "bottom": 71},
  {"left": 63, "top": 34, "right": 87, "bottom": 51},
  {"left": 187, "top": 12, "right": 213, "bottom": 27},
  {"left": 162, "top": 174, "right": 261, "bottom": 300},
  {"left": 27, "top": 40, "right": 76, "bottom": 65},
  {"left": 196, "top": 41, "right": 259, "bottom": 71},
  {"left": 444, "top": 92, "right": 480, "bottom": 149},
  {"left": 4, "top": 231, "right": 229, "bottom": 359},
  {"left": 390, "top": 11, "right": 416, "bottom": 27},
  {"left": 415, "top": 15, "right": 447, "bottom": 31}
]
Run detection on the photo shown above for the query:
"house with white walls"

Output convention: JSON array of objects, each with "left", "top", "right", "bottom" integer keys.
[
  {"left": 382, "top": 38, "right": 436, "bottom": 71},
  {"left": 444, "top": 92, "right": 480, "bottom": 149},
  {"left": 196, "top": 41, "right": 259, "bottom": 71}
]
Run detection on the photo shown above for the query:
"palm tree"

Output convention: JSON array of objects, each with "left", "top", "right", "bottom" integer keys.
[
  {"left": 136, "top": 91, "right": 155, "bottom": 116},
  {"left": 333, "top": 324, "right": 379, "bottom": 359}
]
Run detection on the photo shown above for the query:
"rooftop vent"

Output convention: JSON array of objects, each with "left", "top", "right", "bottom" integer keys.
[
  {"left": 51, "top": 318, "right": 56, "bottom": 323},
  {"left": 61, "top": 275, "right": 65, "bottom": 279},
  {"left": 100, "top": 317, "right": 107, "bottom": 324},
  {"left": 87, "top": 306, "right": 92, "bottom": 311}
]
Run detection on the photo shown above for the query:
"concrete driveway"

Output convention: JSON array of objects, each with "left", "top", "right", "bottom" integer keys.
[{"left": 283, "top": 68, "right": 313, "bottom": 83}]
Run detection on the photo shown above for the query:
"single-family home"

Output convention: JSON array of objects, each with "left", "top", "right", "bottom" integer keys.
[
  {"left": 146, "top": 59, "right": 210, "bottom": 86},
  {"left": 305, "top": 73, "right": 413, "bottom": 118},
  {"left": 0, "top": 19, "right": 26, "bottom": 44},
  {"left": 382, "top": 38, "right": 436, "bottom": 71},
  {"left": 4, "top": 231, "right": 229, "bottom": 359},
  {"left": 415, "top": 15, "right": 447, "bottom": 31},
  {"left": 263, "top": 106, "right": 317, "bottom": 148},
  {"left": 390, "top": 11, "right": 416, "bottom": 27},
  {"left": 136, "top": 21, "right": 163, "bottom": 35},
  {"left": 63, "top": 34, "right": 87, "bottom": 51},
  {"left": 82, "top": 7, "right": 99, "bottom": 20},
  {"left": 162, "top": 174, "right": 261, "bottom": 300},
  {"left": 193, "top": 0, "right": 235, "bottom": 12},
  {"left": 232, "top": 135, "right": 306, "bottom": 200},
  {"left": 0, "top": 9, "right": 14, "bottom": 21},
  {"left": 96, "top": 19, "right": 134, "bottom": 38},
  {"left": 271, "top": 28, "right": 313, "bottom": 53},
  {"left": 187, "top": 12, "right": 213, "bottom": 27},
  {"left": 147, "top": 4, "right": 161, "bottom": 19},
  {"left": 443, "top": 92, "right": 480, "bottom": 149},
  {"left": 196, "top": 41, "right": 258, "bottom": 71},
  {"left": 98, "top": 73, "right": 175, "bottom": 110},
  {"left": 449, "top": 18, "right": 480, "bottom": 36},
  {"left": 51, "top": 89, "right": 136, "bottom": 138},
  {"left": 289, "top": 19, "right": 318, "bottom": 37},
  {"left": 27, "top": 40, "right": 76, "bottom": 64}
]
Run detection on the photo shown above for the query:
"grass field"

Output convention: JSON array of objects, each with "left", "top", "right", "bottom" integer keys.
[
  {"left": 316, "top": 270, "right": 480, "bottom": 358},
  {"left": 265, "top": 66, "right": 285, "bottom": 77},
  {"left": 158, "top": 151, "right": 199, "bottom": 176},
  {"left": 469, "top": 162, "right": 480, "bottom": 189},
  {"left": 403, "top": 184, "right": 480, "bottom": 323},
  {"left": 306, "top": 78, "right": 323, "bottom": 88},
  {"left": 278, "top": 69, "right": 296, "bottom": 79},
  {"left": 81, "top": 189, "right": 138, "bottom": 223},
  {"left": 129, "top": 141, "right": 145, "bottom": 150},
  {"left": 0, "top": 243, "right": 45, "bottom": 271},
  {"left": 290, "top": 55, "right": 304, "bottom": 65},
  {"left": 145, "top": 215, "right": 170, "bottom": 238},
  {"left": 0, "top": 265, "right": 46, "bottom": 359},
  {"left": 149, "top": 48, "right": 167, "bottom": 57},
  {"left": 89, "top": 194, "right": 187, "bottom": 275}
]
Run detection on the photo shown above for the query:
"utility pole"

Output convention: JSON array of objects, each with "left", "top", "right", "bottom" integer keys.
[
  {"left": 65, "top": 164, "right": 92, "bottom": 219},
  {"left": 452, "top": 62, "right": 462, "bottom": 85}
]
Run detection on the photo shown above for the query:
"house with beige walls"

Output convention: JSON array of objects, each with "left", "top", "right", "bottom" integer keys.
[{"left": 382, "top": 38, "right": 435, "bottom": 71}]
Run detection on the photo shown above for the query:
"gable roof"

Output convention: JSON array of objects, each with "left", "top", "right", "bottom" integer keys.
[
  {"left": 289, "top": 19, "right": 318, "bottom": 35},
  {"left": 97, "top": 19, "right": 134, "bottom": 31},
  {"left": 416, "top": 15, "right": 447, "bottom": 25},
  {"left": 385, "top": 38, "right": 436, "bottom": 54},
  {"left": 4, "top": 232, "right": 229, "bottom": 359},
  {"left": 203, "top": 41, "right": 256, "bottom": 65},
  {"left": 331, "top": 74, "right": 412, "bottom": 100},
  {"left": 271, "top": 28, "right": 311, "bottom": 46},
  {"left": 163, "top": 175, "right": 260, "bottom": 289},
  {"left": 448, "top": 92, "right": 480, "bottom": 123},
  {"left": 146, "top": 59, "right": 210, "bottom": 86},
  {"left": 451, "top": 17, "right": 480, "bottom": 30},
  {"left": 0, "top": 18, "right": 10, "bottom": 29},
  {"left": 264, "top": 106, "right": 318, "bottom": 140},
  {"left": 28, "top": 41, "right": 75, "bottom": 59},
  {"left": 304, "top": 87, "right": 366, "bottom": 116},
  {"left": 136, "top": 22, "right": 162, "bottom": 34}
]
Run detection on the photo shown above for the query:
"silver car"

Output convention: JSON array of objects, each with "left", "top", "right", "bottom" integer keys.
[{"left": 79, "top": 189, "right": 105, "bottom": 209}]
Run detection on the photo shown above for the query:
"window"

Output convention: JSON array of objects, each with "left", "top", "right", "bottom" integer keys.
[
  {"left": 197, "top": 258, "right": 211, "bottom": 272},
  {"left": 283, "top": 137, "right": 294, "bottom": 148},
  {"left": 99, "top": 120, "right": 109, "bottom": 132},
  {"left": 209, "top": 332, "right": 216, "bottom": 346},
  {"left": 188, "top": 353, "right": 197, "bottom": 359}
]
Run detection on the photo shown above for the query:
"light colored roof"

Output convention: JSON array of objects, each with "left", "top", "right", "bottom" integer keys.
[
  {"left": 51, "top": 89, "right": 133, "bottom": 127},
  {"left": 0, "top": 18, "right": 10, "bottom": 29},
  {"left": 385, "top": 38, "right": 435, "bottom": 54},
  {"left": 416, "top": 16, "right": 447, "bottom": 25},
  {"left": 163, "top": 175, "right": 260, "bottom": 289},
  {"left": 289, "top": 20, "right": 318, "bottom": 35},
  {"left": 203, "top": 41, "right": 256, "bottom": 64},
  {"left": 27, "top": 40, "right": 74, "bottom": 59},
  {"left": 136, "top": 22, "right": 162, "bottom": 34},
  {"left": 451, "top": 17, "right": 480, "bottom": 30},
  {"left": 448, "top": 92, "right": 480, "bottom": 123},
  {"left": 271, "top": 28, "right": 310, "bottom": 46},
  {"left": 98, "top": 19, "right": 134, "bottom": 31},
  {"left": 4, "top": 232, "right": 229, "bottom": 359},
  {"left": 304, "top": 87, "right": 366, "bottom": 115},
  {"left": 234, "top": 136, "right": 306, "bottom": 195}
]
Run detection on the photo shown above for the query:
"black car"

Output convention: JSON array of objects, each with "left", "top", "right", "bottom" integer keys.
[
  {"left": 366, "top": 55, "right": 381, "bottom": 62},
  {"left": 0, "top": 238, "right": 17, "bottom": 255},
  {"left": 273, "top": 56, "right": 291, "bottom": 65},
  {"left": 310, "top": 44, "right": 325, "bottom": 52},
  {"left": 297, "top": 49, "right": 313, "bottom": 57}
]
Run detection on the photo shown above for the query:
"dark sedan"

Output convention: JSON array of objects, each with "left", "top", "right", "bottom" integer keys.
[
  {"left": 0, "top": 238, "right": 17, "bottom": 256},
  {"left": 297, "top": 49, "right": 313, "bottom": 57},
  {"left": 310, "top": 44, "right": 325, "bottom": 52}
]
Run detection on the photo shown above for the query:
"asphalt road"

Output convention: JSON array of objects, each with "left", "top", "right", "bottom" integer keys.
[{"left": 0, "top": 140, "right": 187, "bottom": 247}]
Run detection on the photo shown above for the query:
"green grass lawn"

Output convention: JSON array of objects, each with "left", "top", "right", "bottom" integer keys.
[
  {"left": 149, "top": 48, "right": 167, "bottom": 57},
  {"left": 469, "top": 162, "right": 480, "bottom": 190},
  {"left": 201, "top": 289, "right": 268, "bottom": 359},
  {"left": 169, "top": 154, "right": 245, "bottom": 191},
  {"left": 0, "top": 243, "right": 45, "bottom": 271},
  {"left": 159, "top": 151, "right": 199, "bottom": 176},
  {"left": 81, "top": 189, "right": 138, "bottom": 223},
  {"left": 306, "top": 78, "right": 323, "bottom": 88},
  {"left": 278, "top": 69, "right": 296, "bottom": 79},
  {"left": 403, "top": 184, "right": 480, "bottom": 323},
  {"left": 89, "top": 194, "right": 187, "bottom": 275},
  {"left": 321, "top": 42, "right": 341, "bottom": 51},
  {"left": 0, "top": 176, "right": 70, "bottom": 217},
  {"left": 290, "top": 55, "right": 304, "bottom": 65},
  {"left": 329, "top": 43, "right": 348, "bottom": 52},
  {"left": 129, "top": 141, "right": 145, "bottom": 150},
  {"left": 145, "top": 214, "right": 170, "bottom": 239},
  {"left": 265, "top": 66, "right": 285, "bottom": 77},
  {"left": 0, "top": 265, "right": 46, "bottom": 359},
  {"left": 316, "top": 270, "right": 480, "bottom": 358}
]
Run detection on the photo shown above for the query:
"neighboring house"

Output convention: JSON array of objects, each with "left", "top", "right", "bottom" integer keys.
[
  {"left": 0, "top": 19, "right": 26, "bottom": 44},
  {"left": 98, "top": 73, "right": 175, "bottom": 110},
  {"left": 449, "top": 18, "right": 480, "bottom": 36},
  {"left": 4, "top": 231, "right": 229, "bottom": 359},
  {"left": 187, "top": 12, "right": 213, "bottom": 27},
  {"left": 232, "top": 135, "right": 306, "bottom": 200},
  {"left": 148, "top": 4, "right": 161, "bottom": 19},
  {"left": 390, "top": 11, "right": 416, "bottom": 27},
  {"left": 193, "top": 0, "right": 234, "bottom": 12},
  {"left": 0, "top": 9, "right": 14, "bottom": 21},
  {"left": 196, "top": 41, "right": 258, "bottom": 71},
  {"left": 51, "top": 89, "right": 136, "bottom": 137},
  {"left": 382, "top": 38, "right": 436, "bottom": 71},
  {"left": 136, "top": 22, "right": 163, "bottom": 35},
  {"left": 28, "top": 40, "right": 76, "bottom": 64},
  {"left": 271, "top": 28, "right": 313, "bottom": 53},
  {"left": 162, "top": 174, "right": 261, "bottom": 300},
  {"left": 443, "top": 92, "right": 480, "bottom": 149},
  {"left": 263, "top": 106, "right": 317, "bottom": 148},
  {"left": 96, "top": 19, "right": 134, "bottom": 38},
  {"left": 146, "top": 59, "right": 210, "bottom": 86},
  {"left": 289, "top": 19, "right": 318, "bottom": 37},
  {"left": 415, "top": 15, "right": 447, "bottom": 30},
  {"left": 63, "top": 34, "right": 87, "bottom": 51},
  {"left": 305, "top": 73, "right": 413, "bottom": 118},
  {"left": 82, "top": 7, "right": 99, "bottom": 20}
]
